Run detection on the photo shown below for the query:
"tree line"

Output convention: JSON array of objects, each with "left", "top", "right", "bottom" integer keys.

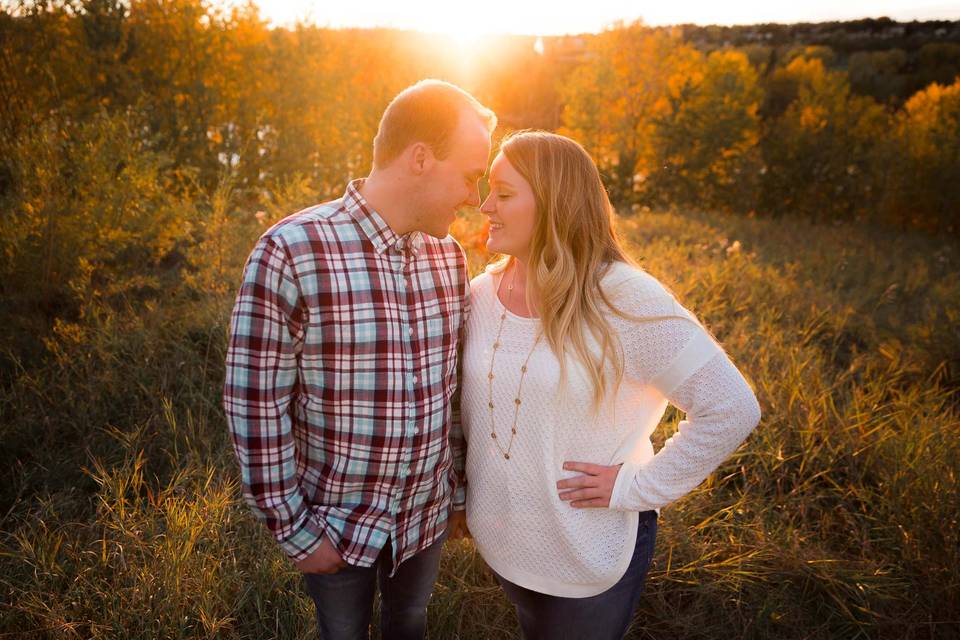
[{"left": 1, "top": 1, "right": 958, "bottom": 362}]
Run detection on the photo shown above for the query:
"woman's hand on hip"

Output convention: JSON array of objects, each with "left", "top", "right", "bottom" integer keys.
[{"left": 556, "top": 461, "right": 623, "bottom": 508}]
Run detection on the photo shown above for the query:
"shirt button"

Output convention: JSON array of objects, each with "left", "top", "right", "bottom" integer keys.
[
  {"left": 412, "top": 376, "right": 418, "bottom": 384},
  {"left": 408, "top": 327, "right": 414, "bottom": 336}
]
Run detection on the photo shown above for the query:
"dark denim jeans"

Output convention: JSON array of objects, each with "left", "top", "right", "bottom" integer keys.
[
  {"left": 493, "top": 510, "right": 658, "bottom": 640},
  {"left": 302, "top": 534, "right": 445, "bottom": 640}
]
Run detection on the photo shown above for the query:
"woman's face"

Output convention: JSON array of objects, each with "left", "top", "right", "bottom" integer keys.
[{"left": 479, "top": 152, "right": 537, "bottom": 262}]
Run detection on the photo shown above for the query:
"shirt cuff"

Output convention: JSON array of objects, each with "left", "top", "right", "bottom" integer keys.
[
  {"left": 278, "top": 508, "right": 333, "bottom": 561},
  {"left": 453, "top": 485, "right": 466, "bottom": 510}
]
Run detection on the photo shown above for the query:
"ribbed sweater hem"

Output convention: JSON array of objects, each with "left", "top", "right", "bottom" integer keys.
[{"left": 474, "top": 510, "right": 640, "bottom": 598}]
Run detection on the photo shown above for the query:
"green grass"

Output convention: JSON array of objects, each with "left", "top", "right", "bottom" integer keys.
[{"left": 1, "top": 208, "right": 957, "bottom": 639}]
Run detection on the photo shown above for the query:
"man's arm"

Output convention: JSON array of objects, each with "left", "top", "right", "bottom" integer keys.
[
  {"left": 448, "top": 253, "right": 471, "bottom": 512},
  {"left": 223, "top": 235, "right": 331, "bottom": 562}
]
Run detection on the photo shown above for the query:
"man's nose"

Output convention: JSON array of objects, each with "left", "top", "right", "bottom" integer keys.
[{"left": 466, "top": 184, "right": 481, "bottom": 208}]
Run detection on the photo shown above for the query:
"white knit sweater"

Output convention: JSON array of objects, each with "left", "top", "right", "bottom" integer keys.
[{"left": 461, "top": 262, "right": 761, "bottom": 597}]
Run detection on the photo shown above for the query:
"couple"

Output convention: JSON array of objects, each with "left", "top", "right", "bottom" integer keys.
[{"left": 223, "top": 80, "right": 761, "bottom": 640}]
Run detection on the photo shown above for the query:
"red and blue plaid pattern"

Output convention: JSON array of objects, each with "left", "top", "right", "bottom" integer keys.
[{"left": 224, "top": 179, "right": 469, "bottom": 571}]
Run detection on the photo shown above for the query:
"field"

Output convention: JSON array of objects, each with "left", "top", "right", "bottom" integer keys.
[{"left": 1, "top": 206, "right": 957, "bottom": 639}]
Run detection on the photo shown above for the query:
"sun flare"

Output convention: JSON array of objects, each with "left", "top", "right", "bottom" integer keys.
[{"left": 415, "top": 14, "right": 494, "bottom": 50}]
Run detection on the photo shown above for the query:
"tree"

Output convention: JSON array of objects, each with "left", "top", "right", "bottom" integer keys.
[
  {"left": 882, "top": 78, "right": 960, "bottom": 232},
  {"left": 560, "top": 23, "right": 699, "bottom": 206},
  {"left": 759, "top": 57, "right": 889, "bottom": 221},
  {"left": 848, "top": 49, "right": 909, "bottom": 104},
  {"left": 648, "top": 50, "right": 763, "bottom": 212}
]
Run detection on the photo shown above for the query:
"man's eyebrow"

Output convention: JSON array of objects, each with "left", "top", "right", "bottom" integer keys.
[{"left": 468, "top": 168, "right": 486, "bottom": 180}]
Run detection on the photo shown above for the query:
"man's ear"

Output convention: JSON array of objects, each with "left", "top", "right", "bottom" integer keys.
[{"left": 407, "top": 142, "right": 433, "bottom": 176}]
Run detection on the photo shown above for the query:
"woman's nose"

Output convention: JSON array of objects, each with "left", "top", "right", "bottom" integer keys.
[{"left": 479, "top": 194, "right": 495, "bottom": 214}]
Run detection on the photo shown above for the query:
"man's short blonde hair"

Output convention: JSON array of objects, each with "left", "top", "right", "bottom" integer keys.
[{"left": 372, "top": 79, "right": 497, "bottom": 168}]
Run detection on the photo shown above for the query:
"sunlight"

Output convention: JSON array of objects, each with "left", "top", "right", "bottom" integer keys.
[
  {"left": 242, "top": 0, "right": 957, "bottom": 33},
  {"left": 444, "top": 25, "right": 487, "bottom": 48},
  {"left": 407, "top": 13, "right": 500, "bottom": 61},
  {"left": 419, "top": 18, "right": 491, "bottom": 51}
]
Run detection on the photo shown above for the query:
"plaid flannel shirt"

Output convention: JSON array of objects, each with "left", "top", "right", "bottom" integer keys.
[{"left": 224, "top": 179, "right": 470, "bottom": 572}]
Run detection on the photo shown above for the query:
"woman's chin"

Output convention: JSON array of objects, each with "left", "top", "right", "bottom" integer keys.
[{"left": 487, "top": 235, "right": 515, "bottom": 256}]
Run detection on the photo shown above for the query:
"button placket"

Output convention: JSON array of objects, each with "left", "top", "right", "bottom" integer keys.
[{"left": 400, "top": 251, "right": 417, "bottom": 471}]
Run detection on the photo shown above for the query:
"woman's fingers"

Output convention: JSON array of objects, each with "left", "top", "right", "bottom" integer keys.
[
  {"left": 570, "top": 498, "right": 609, "bottom": 508},
  {"left": 562, "top": 461, "right": 605, "bottom": 475},
  {"left": 558, "top": 487, "right": 603, "bottom": 501},
  {"left": 557, "top": 462, "right": 622, "bottom": 508},
  {"left": 556, "top": 474, "right": 599, "bottom": 490}
]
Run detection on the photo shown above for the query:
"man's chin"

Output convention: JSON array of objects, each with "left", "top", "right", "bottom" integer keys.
[
  {"left": 421, "top": 226, "right": 451, "bottom": 240},
  {"left": 425, "top": 214, "right": 457, "bottom": 239}
]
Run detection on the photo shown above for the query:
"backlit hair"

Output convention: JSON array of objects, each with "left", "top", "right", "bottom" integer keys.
[
  {"left": 488, "top": 130, "right": 640, "bottom": 410},
  {"left": 372, "top": 79, "right": 497, "bottom": 168}
]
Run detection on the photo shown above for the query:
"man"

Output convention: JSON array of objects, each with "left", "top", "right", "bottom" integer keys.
[{"left": 223, "top": 80, "right": 494, "bottom": 639}]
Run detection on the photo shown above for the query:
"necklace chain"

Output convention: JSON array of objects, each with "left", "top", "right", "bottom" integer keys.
[{"left": 486, "top": 264, "right": 542, "bottom": 460}]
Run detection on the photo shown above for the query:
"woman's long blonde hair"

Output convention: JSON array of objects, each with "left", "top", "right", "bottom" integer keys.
[{"left": 489, "top": 130, "right": 639, "bottom": 410}]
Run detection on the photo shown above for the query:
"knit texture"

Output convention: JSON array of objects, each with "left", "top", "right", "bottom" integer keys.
[{"left": 461, "top": 262, "right": 761, "bottom": 597}]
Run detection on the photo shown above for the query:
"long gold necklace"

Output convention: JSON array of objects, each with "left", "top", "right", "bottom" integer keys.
[{"left": 486, "top": 265, "right": 542, "bottom": 460}]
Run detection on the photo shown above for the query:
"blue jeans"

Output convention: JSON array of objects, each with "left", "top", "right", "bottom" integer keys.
[
  {"left": 493, "top": 510, "right": 658, "bottom": 640},
  {"left": 302, "top": 534, "right": 445, "bottom": 640}
]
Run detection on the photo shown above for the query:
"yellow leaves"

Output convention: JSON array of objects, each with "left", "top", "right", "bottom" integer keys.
[
  {"left": 785, "top": 55, "right": 827, "bottom": 82},
  {"left": 651, "top": 95, "right": 672, "bottom": 117},
  {"left": 899, "top": 77, "right": 960, "bottom": 158},
  {"left": 668, "top": 69, "right": 703, "bottom": 97},
  {"left": 51, "top": 318, "right": 86, "bottom": 346},
  {"left": 904, "top": 79, "right": 956, "bottom": 118},
  {"left": 799, "top": 105, "right": 828, "bottom": 131}
]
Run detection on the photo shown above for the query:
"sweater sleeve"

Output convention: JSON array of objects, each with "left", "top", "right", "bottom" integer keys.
[{"left": 604, "top": 273, "right": 762, "bottom": 512}]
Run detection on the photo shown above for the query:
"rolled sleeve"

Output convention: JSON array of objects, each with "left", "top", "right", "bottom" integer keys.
[{"left": 223, "top": 235, "right": 326, "bottom": 560}]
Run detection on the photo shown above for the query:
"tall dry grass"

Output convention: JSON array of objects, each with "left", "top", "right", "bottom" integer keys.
[{"left": 1, "top": 206, "right": 957, "bottom": 639}]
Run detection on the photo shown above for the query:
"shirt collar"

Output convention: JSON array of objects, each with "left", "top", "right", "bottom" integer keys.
[{"left": 343, "top": 179, "right": 424, "bottom": 257}]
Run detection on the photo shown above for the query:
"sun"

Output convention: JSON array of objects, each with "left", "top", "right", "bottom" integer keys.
[
  {"left": 446, "top": 25, "right": 486, "bottom": 48},
  {"left": 419, "top": 16, "right": 493, "bottom": 50}
]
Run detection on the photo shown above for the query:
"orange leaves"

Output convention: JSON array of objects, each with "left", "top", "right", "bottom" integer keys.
[
  {"left": 450, "top": 214, "right": 490, "bottom": 254},
  {"left": 799, "top": 105, "right": 828, "bottom": 131}
]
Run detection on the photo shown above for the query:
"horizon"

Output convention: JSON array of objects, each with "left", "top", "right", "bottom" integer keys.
[{"left": 239, "top": 1, "right": 960, "bottom": 35}]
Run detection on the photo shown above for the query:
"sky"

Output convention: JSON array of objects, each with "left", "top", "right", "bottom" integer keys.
[{"left": 246, "top": 1, "right": 960, "bottom": 35}]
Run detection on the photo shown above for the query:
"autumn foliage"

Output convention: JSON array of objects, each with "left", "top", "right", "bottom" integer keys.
[{"left": 1, "top": 3, "right": 959, "bottom": 638}]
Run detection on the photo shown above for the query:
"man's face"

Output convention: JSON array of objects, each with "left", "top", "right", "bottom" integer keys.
[{"left": 414, "top": 113, "right": 492, "bottom": 239}]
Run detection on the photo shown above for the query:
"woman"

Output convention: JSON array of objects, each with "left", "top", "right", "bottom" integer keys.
[{"left": 456, "top": 131, "right": 761, "bottom": 639}]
